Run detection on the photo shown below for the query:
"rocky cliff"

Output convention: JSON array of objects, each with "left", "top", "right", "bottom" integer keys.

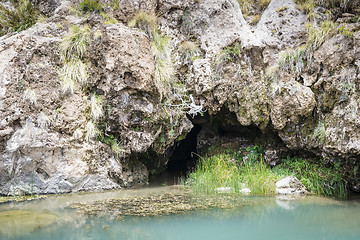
[{"left": 0, "top": 0, "right": 359, "bottom": 195}]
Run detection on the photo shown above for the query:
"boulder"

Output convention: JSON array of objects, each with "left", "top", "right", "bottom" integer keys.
[{"left": 275, "top": 176, "right": 307, "bottom": 195}]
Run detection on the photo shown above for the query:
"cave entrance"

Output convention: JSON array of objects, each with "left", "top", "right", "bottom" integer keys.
[
  {"left": 147, "top": 124, "right": 201, "bottom": 186},
  {"left": 153, "top": 109, "right": 284, "bottom": 186},
  {"left": 167, "top": 124, "right": 201, "bottom": 173}
]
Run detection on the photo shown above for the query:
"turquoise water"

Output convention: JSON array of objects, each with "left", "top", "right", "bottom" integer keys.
[{"left": 1, "top": 187, "right": 360, "bottom": 240}]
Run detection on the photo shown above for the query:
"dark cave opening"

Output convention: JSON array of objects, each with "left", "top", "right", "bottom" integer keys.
[
  {"left": 152, "top": 109, "right": 286, "bottom": 185},
  {"left": 167, "top": 124, "right": 201, "bottom": 173}
]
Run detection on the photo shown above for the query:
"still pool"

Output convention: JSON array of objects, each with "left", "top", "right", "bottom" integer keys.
[{"left": 1, "top": 186, "right": 359, "bottom": 240}]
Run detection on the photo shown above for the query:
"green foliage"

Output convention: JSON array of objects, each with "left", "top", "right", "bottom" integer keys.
[
  {"left": 213, "top": 42, "right": 242, "bottom": 79},
  {"left": 100, "top": 12, "right": 117, "bottom": 24},
  {"left": 274, "top": 20, "right": 337, "bottom": 76},
  {"left": 79, "top": 0, "right": 103, "bottom": 13},
  {"left": 273, "top": 157, "right": 348, "bottom": 198},
  {"left": 295, "top": 0, "right": 351, "bottom": 19},
  {"left": 338, "top": 25, "right": 354, "bottom": 38},
  {"left": 305, "top": 20, "right": 337, "bottom": 53},
  {"left": 186, "top": 153, "right": 244, "bottom": 194},
  {"left": 0, "top": 0, "right": 40, "bottom": 36},
  {"left": 220, "top": 42, "right": 242, "bottom": 63}
]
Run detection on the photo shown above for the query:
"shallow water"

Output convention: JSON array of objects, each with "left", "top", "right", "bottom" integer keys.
[{"left": 1, "top": 186, "right": 360, "bottom": 240}]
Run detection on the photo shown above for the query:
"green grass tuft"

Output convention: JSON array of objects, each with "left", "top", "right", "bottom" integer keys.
[
  {"left": 179, "top": 40, "right": 200, "bottom": 64},
  {"left": 0, "top": 0, "right": 40, "bottom": 36},
  {"left": 129, "top": 12, "right": 175, "bottom": 100},
  {"left": 60, "top": 24, "right": 90, "bottom": 61}
]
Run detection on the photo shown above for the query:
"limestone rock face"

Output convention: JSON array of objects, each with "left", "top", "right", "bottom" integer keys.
[
  {"left": 1, "top": 0, "right": 360, "bottom": 194},
  {"left": 270, "top": 80, "right": 316, "bottom": 131},
  {"left": 0, "top": 4, "right": 190, "bottom": 194}
]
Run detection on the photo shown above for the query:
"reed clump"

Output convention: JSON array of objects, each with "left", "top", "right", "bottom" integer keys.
[
  {"left": 185, "top": 146, "right": 284, "bottom": 195},
  {"left": 185, "top": 146, "right": 348, "bottom": 198}
]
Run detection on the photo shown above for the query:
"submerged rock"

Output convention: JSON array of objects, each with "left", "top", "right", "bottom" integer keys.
[
  {"left": 276, "top": 176, "right": 307, "bottom": 195},
  {"left": 0, "top": 210, "right": 58, "bottom": 236}
]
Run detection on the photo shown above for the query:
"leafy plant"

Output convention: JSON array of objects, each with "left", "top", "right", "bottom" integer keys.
[
  {"left": 312, "top": 120, "right": 326, "bottom": 143},
  {"left": 110, "top": 0, "right": 121, "bottom": 10},
  {"left": 100, "top": 12, "right": 117, "bottom": 24},
  {"left": 186, "top": 146, "right": 348, "bottom": 198},
  {"left": 98, "top": 134, "right": 123, "bottom": 157},
  {"left": 0, "top": 0, "right": 40, "bottom": 36},
  {"left": 305, "top": 20, "right": 337, "bottom": 54}
]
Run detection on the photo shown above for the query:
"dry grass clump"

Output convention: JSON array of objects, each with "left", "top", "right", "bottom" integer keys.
[
  {"left": 179, "top": 40, "right": 200, "bottom": 65},
  {"left": 59, "top": 25, "right": 91, "bottom": 94},
  {"left": 128, "top": 11, "right": 157, "bottom": 38},
  {"left": 23, "top": 88, "right": 37, "bottom": 105},
  {"left": 129, "top": 11, "right": 175, "bottom": 99},
  {"left": 237, "top": 0, "right": 271, "bottom": 23},
  {"left": 85, "top": 121, "right": 99, "bottom": 141},
  {"left": 90, "top": 93, "right": 103, "bottom": 121}
]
